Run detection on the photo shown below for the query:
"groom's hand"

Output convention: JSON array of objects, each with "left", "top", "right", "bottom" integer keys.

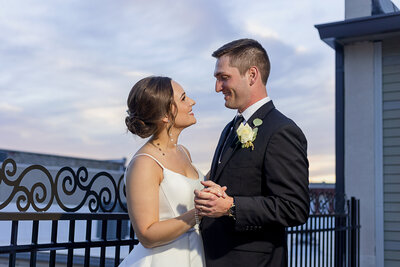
[
  {"left": 200, "top": 180, "right": 227, "bottom": 198},
  {"left": 194, "top": 181, "right": 233, "bottom": 218}
]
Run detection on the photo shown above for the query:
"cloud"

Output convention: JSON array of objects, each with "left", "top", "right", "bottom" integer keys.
[
  {"left": 245, "top": 22, "right": 280, "bottom": 40},
  {"left": 0, "top": 103, "right": 23, "bottom": 113},
  {"left": 0, "top": 0, "right": 344, "bottom": 182},
  {"left": 308, "top": 154, "right": 336, "bottom": 183}
]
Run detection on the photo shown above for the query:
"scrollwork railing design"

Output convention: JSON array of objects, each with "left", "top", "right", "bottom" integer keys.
[
  {"left": 1, "top": 157, "right": 343, "bottom": 215},
  {"left": 0, "top": 158, "right": 127, "bottom": 212}
]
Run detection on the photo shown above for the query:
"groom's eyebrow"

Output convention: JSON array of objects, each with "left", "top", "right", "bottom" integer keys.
[{"left": 214, "top": 71, "right": 227, "bottom": 78}]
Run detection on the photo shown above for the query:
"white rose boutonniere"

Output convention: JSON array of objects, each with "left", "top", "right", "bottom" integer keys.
[{"left": 236, "top": 118, "right": 263, "bottom": 150}]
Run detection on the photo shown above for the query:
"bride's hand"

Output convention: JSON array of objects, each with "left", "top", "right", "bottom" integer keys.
[{"left": 200, "top": 180, "right": 227, "bottom": 198}]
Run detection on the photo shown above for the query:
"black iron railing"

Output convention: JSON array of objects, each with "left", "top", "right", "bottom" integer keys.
[
  {"left": 1, "top": 158, "right": 360, "bottom": 267},
  {"left": 287, "top": 191, "right": 360, "bottom": 267},
  {"left": 0, "top": 158, "right": 127, "bottom": 213},
  {"left": 0, "top": 212, "right": 137, "bottom": 267},
  {"left": 0, "top": 158, "right": 137, "bottom": 267}
]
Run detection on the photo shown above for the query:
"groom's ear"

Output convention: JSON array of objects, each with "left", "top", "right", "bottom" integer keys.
[{"left": 248, "top": 66, "right": 258, "bottom": 86}]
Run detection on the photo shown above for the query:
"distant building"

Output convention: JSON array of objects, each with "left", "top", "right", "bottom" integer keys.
[
  {"left": 309, "top": 182, "right": 335, "bottom": 192},
  {"left": 0, "top": 149, "right": 126, "bottom": 171},
  {"left": 316, "top": 1, "right": 400, "bottom": 266}
]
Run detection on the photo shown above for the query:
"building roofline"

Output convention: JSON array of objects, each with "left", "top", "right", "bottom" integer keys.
[
  {"left": 0, "top": 148, "right": 126, "bottom": 165},
  {"left": 315, "top": 12, "right": 400, "bottom": 48},
  {"left": 309, "top": 182, "right": 335, "bottom": 189}
]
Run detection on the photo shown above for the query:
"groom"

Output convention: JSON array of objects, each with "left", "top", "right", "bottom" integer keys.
[{"left": 194, "top": 39, "right": 310, "bottom": 266}]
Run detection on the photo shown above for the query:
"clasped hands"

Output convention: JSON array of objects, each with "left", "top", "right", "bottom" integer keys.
[{"left": 194, "top": 180, "right": 233, "bottom": 218}]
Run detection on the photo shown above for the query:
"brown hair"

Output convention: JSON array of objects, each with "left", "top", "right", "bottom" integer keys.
[
  {"left": 212, "top": 38, "right": 271, "bottom": 85},
  {"left": 125, "top": 76, "right": 177, "bottom": 138}
]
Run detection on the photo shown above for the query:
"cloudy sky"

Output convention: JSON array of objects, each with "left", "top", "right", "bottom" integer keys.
[{"left": 0, "top": 0, "right": 345, "bottom": 183}]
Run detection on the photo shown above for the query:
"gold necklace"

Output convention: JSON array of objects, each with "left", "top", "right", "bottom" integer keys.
[
  {"left": 150, "top": 141, "right": 165, "bottom": 156},
  {"left": 150, "top": 133, "right": 177, "bottom": 156}
]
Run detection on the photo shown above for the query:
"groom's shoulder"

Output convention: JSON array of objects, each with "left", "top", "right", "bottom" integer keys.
[
  {"left": 264, "top": 107, "right": 302, "bottom": 133},
  {"left": 264, "top": 107, "right": 291, "bottom": 125}
]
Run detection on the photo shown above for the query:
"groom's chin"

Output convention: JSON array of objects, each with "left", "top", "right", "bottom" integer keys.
[{"left": 224, "top": 102, "right": 236, "bottom": 110}]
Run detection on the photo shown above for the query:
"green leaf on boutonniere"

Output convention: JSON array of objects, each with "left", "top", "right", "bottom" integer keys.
[
  {"left": 253, "top": 118, "right": 263, "bottom": 127},
  {"left": 252, "top": 127, "right": 258, "bottom": 137}
]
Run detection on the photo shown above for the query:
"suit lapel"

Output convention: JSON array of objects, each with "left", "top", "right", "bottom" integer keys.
[
  {"left": 247, "top": 100, "right": 275, "bottom": 128},
  {"left": 212, "top": 101, "right": 276, "bottom": 182}
]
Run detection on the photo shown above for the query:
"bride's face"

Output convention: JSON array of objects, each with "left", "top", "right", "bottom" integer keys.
[{"left": 171, "top": 80, "right": 196, "bottom": 129}]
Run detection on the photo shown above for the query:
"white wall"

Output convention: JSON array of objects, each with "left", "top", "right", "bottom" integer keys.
[{"left": 344, "top": 41, "right": 381, "bottom": 267}]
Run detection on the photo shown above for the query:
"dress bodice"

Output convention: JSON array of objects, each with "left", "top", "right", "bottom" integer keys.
[
  {"left": 124, "top": 152, "right": 204, "bottom": 221},
  {"left": 120, "top": 151, "right": 205, "bottom": 267},
  {"left": 158, "top": 168, "right": 204, "bottom": 221}
]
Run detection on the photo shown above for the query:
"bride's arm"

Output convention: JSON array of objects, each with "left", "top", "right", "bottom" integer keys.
[{"left": 125, "top": 156, "right": 196, "bottom": 249}]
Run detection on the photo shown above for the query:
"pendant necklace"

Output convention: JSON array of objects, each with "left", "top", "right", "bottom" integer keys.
[
  {"left": 151, "top": 133, "right": 176, "bottom": 156},
  {"left": 151, "top": 142, "right": 166, "bottom": 156}
]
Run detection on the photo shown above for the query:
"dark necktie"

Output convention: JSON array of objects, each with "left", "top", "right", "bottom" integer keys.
[{"left": 219, "top": 114, "right": 244, "bottom": 163}]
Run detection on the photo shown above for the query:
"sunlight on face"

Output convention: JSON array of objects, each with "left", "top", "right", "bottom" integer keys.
[
  {"left": 171, "top": 81, "right": 196, "bottom": 129},
  {"left": 214, "top": 55, "right": 251, "bottom": 112}
]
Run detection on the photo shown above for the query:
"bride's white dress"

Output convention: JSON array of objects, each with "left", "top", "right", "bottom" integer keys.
[{"left": 119, "top": 152, "right": 205, "bottom": 267}]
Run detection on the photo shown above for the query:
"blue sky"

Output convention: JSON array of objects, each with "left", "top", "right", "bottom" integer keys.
[{"left": 0, "top": 0, "right": 344, "bottom": 183}]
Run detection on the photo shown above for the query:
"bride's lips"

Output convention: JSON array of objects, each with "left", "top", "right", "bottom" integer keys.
[{"left": 189, "top": 110, "right": 194, "bottom": 116}]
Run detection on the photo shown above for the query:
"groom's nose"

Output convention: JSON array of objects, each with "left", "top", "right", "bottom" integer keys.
[{"left": 215, "top": 80, "right": 223, "bottom": 92}]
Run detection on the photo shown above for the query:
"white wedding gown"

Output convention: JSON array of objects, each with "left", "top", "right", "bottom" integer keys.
[{"left": 119, "top": 153, "right": 205, "bottom": 267}]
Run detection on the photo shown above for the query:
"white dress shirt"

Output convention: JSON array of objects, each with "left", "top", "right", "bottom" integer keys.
[
  {"left": 239, "top": 96, "right": 271, "bottom": 123},
  {"left": 218, "top": 97, "right": 271, "bottom": 164}
]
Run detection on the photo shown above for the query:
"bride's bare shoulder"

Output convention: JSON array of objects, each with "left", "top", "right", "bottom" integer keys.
[{"left": 125, "top": 144, "right": 163, "bottom": 183}]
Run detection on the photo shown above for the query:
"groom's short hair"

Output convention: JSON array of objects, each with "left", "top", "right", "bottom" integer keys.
[{"left": 212, "top": 38, "right": 270, "bottom": 85}]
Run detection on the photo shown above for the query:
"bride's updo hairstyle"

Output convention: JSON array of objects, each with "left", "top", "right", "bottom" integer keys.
[{"left": 125, "top": 76, "right": 177, "bottom": 138}]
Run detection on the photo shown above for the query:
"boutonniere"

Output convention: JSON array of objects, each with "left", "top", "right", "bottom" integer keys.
[{"left": 236, "top": 118, "right": 263, "bottom": 150}]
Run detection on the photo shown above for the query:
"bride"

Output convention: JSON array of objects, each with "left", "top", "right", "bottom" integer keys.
[{"left": 119, "top": 76, "right": 225, "bottom": 267}]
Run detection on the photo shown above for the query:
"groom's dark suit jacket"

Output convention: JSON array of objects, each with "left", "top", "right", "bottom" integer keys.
[{"left": 201, "top": 101, "right": 309, "bottom": 267}]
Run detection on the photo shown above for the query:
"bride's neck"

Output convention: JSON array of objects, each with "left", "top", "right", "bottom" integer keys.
[{"left": 150, "top": 127, "right": 181, "bottom": 150}]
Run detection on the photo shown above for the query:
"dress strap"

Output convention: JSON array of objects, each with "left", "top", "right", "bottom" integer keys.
[{"left": 133, "top": 153, "right": 165, "bottom": 169}]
